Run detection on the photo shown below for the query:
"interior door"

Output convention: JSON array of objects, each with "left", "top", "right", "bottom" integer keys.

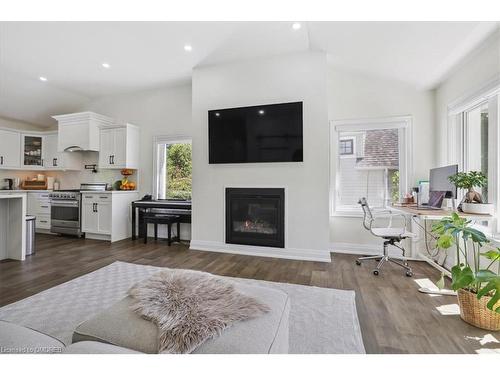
[
  {"left": 0, "top": 130, "right": 21, "bottom": 168},
  {"left": 99, "top": 129, "right": 114, "bottom": 167}
]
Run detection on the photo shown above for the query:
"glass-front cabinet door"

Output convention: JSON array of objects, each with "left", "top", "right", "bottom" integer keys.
[{"left": 22, "top": 135, "right": 44, "bottom": 167}]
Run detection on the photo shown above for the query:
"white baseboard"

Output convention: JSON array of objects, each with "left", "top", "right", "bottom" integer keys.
[
  {"left": 330, "top": 242, "right": 420, "bottom": 261},
  {"left": 189, "top": 240, "right": 332, "bottom": 263}
]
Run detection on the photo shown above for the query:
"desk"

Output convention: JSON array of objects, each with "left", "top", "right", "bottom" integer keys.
[
  {"left": 131, "top": 200, "right": 191, "bottom": 240},
  {"left": 390, "top": 204, "right": 493, "bottom": 274}
]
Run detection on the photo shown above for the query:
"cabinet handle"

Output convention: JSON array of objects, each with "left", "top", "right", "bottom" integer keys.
[
  {"left": 54, "top": 158, "right": 57, "bottom": 166},
  {"left": 40, "top": 205, "right": 49, "bottom": 208},
  {"left": 41, "top": 159, "right": 44, "bottom": 166},
  {"left": 95, "top": 203, "right": 98, "bottom": 213},
  {"left": 99, "top": 196, "right": 109, "bottom": 199},
  {"left": 109, "top": 155, "right": 112, "bottom": 165},
  {"left": 92, "top": 203, "right": 96, "bottom": 212},
  {"left": 111, "top": 155, "right": 115, "bottom": 164},
  {"left": 0, "top": 156, "right": 3, "bottom": 165}
]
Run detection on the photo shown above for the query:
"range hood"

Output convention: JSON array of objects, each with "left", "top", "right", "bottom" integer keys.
[{"left": 52, "top": 112, "right": 115, "bottom": 152}]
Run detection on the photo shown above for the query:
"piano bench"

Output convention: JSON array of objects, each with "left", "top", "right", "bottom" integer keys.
[{"left": 142, "top": 214, "right": 181, "bottom": 246}]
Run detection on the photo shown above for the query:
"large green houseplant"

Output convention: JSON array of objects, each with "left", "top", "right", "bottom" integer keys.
[
  {"left": 432, "top": 213, "right": 500, "bottom": 330},
  {"left": 448, "top": 171, "right": 492, "bottom": 214}
]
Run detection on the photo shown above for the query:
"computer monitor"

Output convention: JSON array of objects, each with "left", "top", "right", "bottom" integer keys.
[{"left": 429, "top": 164, "right": 458, "bottom": 199}]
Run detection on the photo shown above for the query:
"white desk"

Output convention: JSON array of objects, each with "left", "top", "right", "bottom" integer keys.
[
  {"left": 0, "top": 193, "right": 27, "bottom": 261},
  {"left": 390, "top": 205, "right": 494, "bottom": 275}
]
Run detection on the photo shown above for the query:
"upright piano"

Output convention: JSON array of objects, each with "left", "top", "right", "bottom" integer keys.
[{"left": 131, "top": 199, "right": 192, "bottom": 240}]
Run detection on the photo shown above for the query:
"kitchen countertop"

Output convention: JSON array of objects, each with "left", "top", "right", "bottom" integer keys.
[
  {"left": 1, "top": 190, "right": 139, "bottom": 194},
  {"left": 0, "top": 190, "right": 51, "bottom": 193},
  {"left": 80, "top": 190, "right": 139, "bottom": 194}
]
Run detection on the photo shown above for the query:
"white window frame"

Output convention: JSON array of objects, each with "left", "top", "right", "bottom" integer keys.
[
  {"left": 152, "top": 135, "right": 192, "bottom": 200},
  {"left": 330, "top": 116, "right": 413, "bottom": 217},
  {"left": 447, "top": 77, "right": 500, "bottom": 235}
]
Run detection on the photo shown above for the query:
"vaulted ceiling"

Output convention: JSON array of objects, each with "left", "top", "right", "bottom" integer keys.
[{"left": 0, "top": 21, "right": 498, "bottom": 126}]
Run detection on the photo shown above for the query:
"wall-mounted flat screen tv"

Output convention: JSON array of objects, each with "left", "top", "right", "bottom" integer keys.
[{"left": 208, "top": 101, "right": 303, "bottom": 164}]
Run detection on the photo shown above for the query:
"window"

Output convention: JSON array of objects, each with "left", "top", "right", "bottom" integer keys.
[
  {"left": 447, "top": 79, "right": 499, "bottom": 234},
  {"left": 464, "top": 103, "right": 489, "bottom": 202},
  {"left": 339, "top": 138, "right": 354, "bottom": 155},
  {"left": 153, "top": 136, "right": 192, "bottom": 200},
  {"left": 330, "top": 117, "right": 412, "bottom": 215}
]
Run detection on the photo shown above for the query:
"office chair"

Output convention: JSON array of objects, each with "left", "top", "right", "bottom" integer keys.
[{"left": 356, "top": 197, "right": 414, "bottom": 277}]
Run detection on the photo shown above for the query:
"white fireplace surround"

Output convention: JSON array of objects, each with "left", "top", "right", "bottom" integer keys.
[{"left": 189, "top": 185, "right": 331, "bottom": 263}]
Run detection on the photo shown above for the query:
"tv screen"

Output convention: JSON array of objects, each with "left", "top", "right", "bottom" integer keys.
[{"left": 208, "top": 102, "right": 303, "bottom": 164}]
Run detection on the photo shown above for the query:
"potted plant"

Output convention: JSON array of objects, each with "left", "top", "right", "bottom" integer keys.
[
  {"left": 432, "top": 212, "right": 500, "bottom": 330},
  {"left": 448, "top": 171, "right": 493, "bottom": 214}
]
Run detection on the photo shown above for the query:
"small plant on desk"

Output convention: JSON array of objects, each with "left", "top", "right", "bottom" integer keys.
[
  {"left": 448, "top": 171, "right": 492, "bottom": 214},
  {"left": 432, "top": 212, "right": 500, "bottom": 330}
]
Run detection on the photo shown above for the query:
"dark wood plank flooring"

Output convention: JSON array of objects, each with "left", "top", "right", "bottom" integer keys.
[{"left": 1, "top": 234, "right": 499, "bottom": 354}]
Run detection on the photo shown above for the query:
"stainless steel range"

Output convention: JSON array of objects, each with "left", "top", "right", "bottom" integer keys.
[
  {"left": 49, "top": 190, "right": 82, "bottom": 236},
  {"left": 49, "top": 183, "right": 108, "bottom": 236}
]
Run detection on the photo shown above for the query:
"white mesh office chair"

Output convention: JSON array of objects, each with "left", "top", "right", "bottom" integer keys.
[{"left": 356, "top": 197, "right": 414, "bottom": 277}]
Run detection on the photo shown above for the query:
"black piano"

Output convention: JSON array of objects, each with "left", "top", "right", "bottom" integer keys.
[{"left": 131, "top": 199, "right": 192, "bottom": 240}]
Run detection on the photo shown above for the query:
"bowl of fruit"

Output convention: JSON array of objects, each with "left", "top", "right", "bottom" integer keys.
[{"left": 119, "top": 169, "right": 136, "bottom": 190}]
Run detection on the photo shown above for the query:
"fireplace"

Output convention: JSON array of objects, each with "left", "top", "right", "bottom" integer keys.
[{"left": 226, "top": 188, "right": 285, "bottom": 248}]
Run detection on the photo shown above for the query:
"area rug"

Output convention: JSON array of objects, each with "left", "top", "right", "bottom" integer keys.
[{"left": 0, "top": 261, "right": 365, "bottom": 354}]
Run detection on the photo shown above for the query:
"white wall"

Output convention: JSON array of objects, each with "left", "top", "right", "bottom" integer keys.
[
  {"left": 435, "top": 30, "right": 500, "bottom": 166},
  {"left": 190, "top": 52, "right": 331, "bottom": 261},
  {"left": 328, "top": 66, "right": 435, "bottom": 248}
]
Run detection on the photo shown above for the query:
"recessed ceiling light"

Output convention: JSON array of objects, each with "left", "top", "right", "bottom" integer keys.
[
  {"left": 101, "top": 62, "right": 111, "bottom": 69},
  {"left": 184, "top": 44, "right": 193, "bottom": 52},
  {"left": 215, "top": 112, "right": 220, "bottom": 117},
  {"left": 292, "top": 22, "right": 301, "bottom": 30},
  {"left": 39, "top": 76, "right": 48, "bottom": 82},
  {"left": 258, "top": 110, "right": 265, "bottom": 115}
]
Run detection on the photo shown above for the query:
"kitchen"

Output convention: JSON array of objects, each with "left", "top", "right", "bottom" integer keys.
[{"left": 0, "top": 112, "right": 140, "bottom": 261}]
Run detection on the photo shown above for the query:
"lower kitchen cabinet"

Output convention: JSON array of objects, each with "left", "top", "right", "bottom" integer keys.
[
  {"left": 27, "top": 191, "right": 51, "bottom": 232},
  {"left": 81, "top": 191, "right": 139, "bottom": 242}
]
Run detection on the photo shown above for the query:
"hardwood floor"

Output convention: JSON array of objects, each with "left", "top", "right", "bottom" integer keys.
[{"left": 1, "top": 234, "right": 499, "bottom": 354}]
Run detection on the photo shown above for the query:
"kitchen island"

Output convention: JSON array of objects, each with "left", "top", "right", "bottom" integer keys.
[{"left": 0, "top": 193, "right": 26, "bottom": 261}]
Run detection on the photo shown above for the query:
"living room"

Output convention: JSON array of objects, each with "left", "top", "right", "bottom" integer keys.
[{"left": 1, "top": 1, "right": 499, "bottom": 373}]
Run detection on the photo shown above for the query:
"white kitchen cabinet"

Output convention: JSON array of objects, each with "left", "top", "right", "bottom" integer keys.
[
  {"left": 27, "top": 192, "right": 51, "bottom": 231},
  {"left": 82, "top": 194, "right": 111, "bottom": 235},
  {"left": 43, "top": 133, "right": 82, "bottom": 170},
  {"left": 0, "top": 129, "right": 21, "bottom": 169},
  {"left": 98, "top": 124, "right": 139, "bottom": 169},
  {"left": 21, "top": 134, "right": 44, "bottom": 168},
  {"left": 81, "top": 192, "right": 139, "bottom": 242}
]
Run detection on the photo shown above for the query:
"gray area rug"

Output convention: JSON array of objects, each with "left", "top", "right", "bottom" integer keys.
[{"left": 0, "top": 261, "right": 365, "bottom": 354}]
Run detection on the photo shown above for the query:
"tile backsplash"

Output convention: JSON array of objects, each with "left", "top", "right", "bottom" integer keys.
[{"left": 0, "top": 153, "right": 133, "bottom": 190}]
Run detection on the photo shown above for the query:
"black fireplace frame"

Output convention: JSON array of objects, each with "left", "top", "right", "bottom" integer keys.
[{"left": 225, "top": 188, "right": 285, "bottom": 248}]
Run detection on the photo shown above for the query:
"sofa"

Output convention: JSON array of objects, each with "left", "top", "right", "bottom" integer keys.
[{"left": 0, "top": 282, "right": 290, "bottom": 354}]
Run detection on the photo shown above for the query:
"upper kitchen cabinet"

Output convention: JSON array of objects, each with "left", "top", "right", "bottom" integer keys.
[
  {"left": 21, "top": 134, "right": 44, "bottom": 168},
  {"left": 0, "top": 129, "right": 21, "bottom": 169},
  {"left": 43, "top": 132, "right": 82, "bottom": 170},
  {"left": 53, "top": 112, "right": 114, "bottom": 152},
  {"left": 98, "top": 123, "right": 140, "bottom": 169}
]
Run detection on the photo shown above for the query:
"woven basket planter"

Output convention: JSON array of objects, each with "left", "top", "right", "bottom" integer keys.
[{"left": 457, "top": 289, "right": 500, "bottom": 331}]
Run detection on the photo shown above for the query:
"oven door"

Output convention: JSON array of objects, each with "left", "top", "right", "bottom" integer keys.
[{"left": 51, "top": 200, "right": 80, "bottom": 228}]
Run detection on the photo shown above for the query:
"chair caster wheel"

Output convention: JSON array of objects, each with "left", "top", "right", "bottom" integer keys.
[
  {"left": 373, "top": 269, "right": 379, "bottom": 276},
  {"left": 406, "top": 271, "right": 413, "bottom": 277},
  {"left": 356, "top": 260, "right": 361, "bottom": 266}
]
